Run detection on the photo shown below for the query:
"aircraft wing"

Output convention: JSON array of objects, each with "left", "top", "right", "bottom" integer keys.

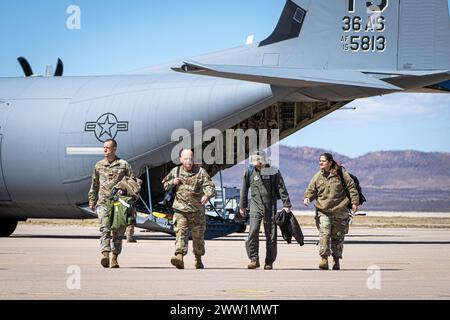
[{"left": 172, "top": 61, "right": 402, "bottom": 91}]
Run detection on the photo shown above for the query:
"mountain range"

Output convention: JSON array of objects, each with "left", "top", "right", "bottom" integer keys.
[{"left": 214, "top": 146, "right": 450, "bottom": 212}]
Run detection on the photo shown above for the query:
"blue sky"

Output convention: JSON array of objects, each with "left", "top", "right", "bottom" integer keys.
[{"left": 1, "top": 0, "right": 450, "bottom": 158}]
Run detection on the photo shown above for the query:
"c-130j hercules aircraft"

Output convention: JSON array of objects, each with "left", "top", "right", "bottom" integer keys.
[{"left": 1, "top": 0, "right": 449, "bottom": 237}]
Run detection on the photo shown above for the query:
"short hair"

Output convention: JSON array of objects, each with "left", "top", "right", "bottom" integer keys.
[
  {"left": 251, "top": 150, "right": 267, "bottom": 166},
  {"left": 104, "top": 139, "right": 117, "bottom": 148},
  {"left": 179, "top": 149, "right": 193, "bottom": 157}
]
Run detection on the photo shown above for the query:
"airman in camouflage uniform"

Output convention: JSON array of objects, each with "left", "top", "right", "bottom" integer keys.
[
  {"left": 126, "top": 224, "right": 137, "bottom": 243},
  {"left": 162, "top": 149, "right": 215, "bottom": 269},
  {"left": 88, "top": 139, "right": 136, "bottom": 269},
  {"left": 239, "top": 151, "right": 292, "bottom": 270},
  {"left": 304, "top": 153, "right": 359, "bottom": 270}
]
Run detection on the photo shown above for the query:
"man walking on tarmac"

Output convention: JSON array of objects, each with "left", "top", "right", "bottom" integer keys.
[
  {"left": 88, "top": 138, "right": 136, "bottom": 269},
  {"left": 162, "top": 149, "right": 215, "bottom": 269},
  {"left": 239, "top": 150, "right": 292, "bottom": 270}
]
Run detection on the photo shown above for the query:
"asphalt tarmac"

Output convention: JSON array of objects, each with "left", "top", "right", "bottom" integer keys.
[{"left": 1, "top": 225, "right": 450, "bottom": 300}]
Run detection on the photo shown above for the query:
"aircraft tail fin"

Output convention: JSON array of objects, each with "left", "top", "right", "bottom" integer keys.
[
  {"left": 263, "top": 0, "right": 450, "bottom": 71},
  {"left": 185, "top": 0, "right": 450, "bottom": 73},
  {"left": 265, "top": 0, "right": 450, "bottom": 71},
  {"left": 397, "top": 0, "right": 450, "bottom": 71}
]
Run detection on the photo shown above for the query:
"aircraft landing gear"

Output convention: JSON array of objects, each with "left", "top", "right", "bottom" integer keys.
[{"left": 0, "top": 219, "right": 18, "bottom": 237}]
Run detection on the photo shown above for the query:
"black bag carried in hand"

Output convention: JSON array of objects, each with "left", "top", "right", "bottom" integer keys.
[
  {"left": 162, "top": 166, "right": 181, "bottom": 207},
  {"left": 275, "top": 209, "right": 304, "bottom": 246}
]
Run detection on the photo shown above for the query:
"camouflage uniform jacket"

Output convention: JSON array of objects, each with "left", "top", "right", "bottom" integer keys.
[
  {"left": 88, "top": 157, "right": 136, "bottom": 208},
  {"left": 304, "top": 167, "right": 359, "bottom": 214},
  {"left": 162, "top": 166, "right": 215, "bottom": 214},
  {"left": 239, "top": 165, "right": 292, "bottom": 212}
]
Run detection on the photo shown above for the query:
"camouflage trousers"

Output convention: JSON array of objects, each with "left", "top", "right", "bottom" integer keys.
[
  {"left": 173, "top": 210, "right": 206, "bottom": 257},
  {"left": 315, "top": 210, "right": 350, "bottom": 259},
  {"left": 126, "top": 224, "right": 134, "bottom": 238},
  {"left": 246, "top": 209, "right": 277, "bottom": 265},
  {"left": 97, "top": 205, "right": 126, "bottom": 255}
]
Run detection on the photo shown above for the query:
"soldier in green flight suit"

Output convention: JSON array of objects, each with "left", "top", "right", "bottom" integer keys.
[{"left": 239, "top": 150, "right": 292, "bottom": 270}]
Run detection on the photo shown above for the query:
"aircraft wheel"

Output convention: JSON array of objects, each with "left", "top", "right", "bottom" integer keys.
[{"left": 0, "top": 219, "right": 18, "bottom": 237}]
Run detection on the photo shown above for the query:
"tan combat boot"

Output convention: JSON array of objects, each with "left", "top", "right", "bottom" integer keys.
[
  {"left": 101, "top": 251, "right": 110, "bottom": 268},
  {"left": 247, "top": 260, "right": 260, "bottom": 269},
  {"left": 195, "top": 255, "right": 204, "bottom": 269},
  {"left": 170, "top": 254, "right": 184, "bottom": 269},
  {"left": 332, "top": 257, "right": 340, "bottom": 270},
  {"left": 319, "top": 255, "right": 329, "bottom": 270},
  {"left": 127, "top": 236, "right": 137, "bottom": 243},
  {"left": 111, "top": 254, "right": 120, "bottom": 268}
]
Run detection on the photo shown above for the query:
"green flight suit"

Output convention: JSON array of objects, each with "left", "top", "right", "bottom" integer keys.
[{"left": 239, "top": 166, "right": 292, "bottom": 265}]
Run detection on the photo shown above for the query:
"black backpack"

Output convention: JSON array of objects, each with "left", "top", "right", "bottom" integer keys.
[
  {"left": 162, "top": 166, "right": 181, "bottom": 207},
  {"left": 338, "top": 168, "right": 366, "bottom": 209}
]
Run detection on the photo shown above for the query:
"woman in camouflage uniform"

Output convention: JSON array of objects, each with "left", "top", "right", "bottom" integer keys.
[{"left": 303, "top": 153, "right": 359, "bottom": 270}]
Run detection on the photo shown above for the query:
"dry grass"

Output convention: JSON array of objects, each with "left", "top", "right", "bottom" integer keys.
[
  {"left": 19, "top": 216, "right": 450, "bottom": 229},
  {"left": 19, "top": 219, "right": 98, "bottom": 227},
  {"left": 296, "top": 215, "right": 450, "bottom": 229}
]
